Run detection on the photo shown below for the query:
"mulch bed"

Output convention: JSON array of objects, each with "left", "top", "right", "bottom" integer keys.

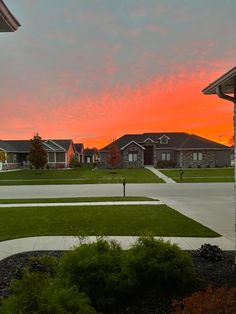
[{"left": 1, "top": 250, "right": 236, "bottom": 313}]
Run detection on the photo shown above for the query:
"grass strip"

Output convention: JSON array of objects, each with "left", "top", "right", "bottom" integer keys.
[
  {"left": 0, "top": 204, "right": 219, "bottom": 241},
  {"left": 0, "top": 196, "right": 153, "bottom": 204},
  {"left": 161, "top": 168, "right": 234, "bottom": 183}
]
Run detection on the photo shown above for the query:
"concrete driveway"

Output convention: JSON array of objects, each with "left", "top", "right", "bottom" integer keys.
[{"left": 0, "top": 182, "right": 234, "bottom": 241}]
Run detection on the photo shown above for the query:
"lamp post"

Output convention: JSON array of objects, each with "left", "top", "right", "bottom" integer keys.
[{"left": 202, "top": 66, "right": 236, "bottom": 268}]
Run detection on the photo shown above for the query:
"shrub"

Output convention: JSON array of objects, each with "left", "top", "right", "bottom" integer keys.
[
  {"left": 58, "top": 238, "right": 131, "bottom": 312},
  {"left": 156, "top": 161, "right": 176, "bottom": 168},
  {"left": 69, "top": 154, "right": 79, "bottom": 168},
  {"left": 172, "top": 285, "right": 236, "bottom": 313},
  {"left": 27, "top": 255, "right": 58, "bottom": 276},
  {"left": 194, "top": 243, "right": 223, "bottom": 261},
  {"left": 126, "top": 237, "right": 196, "bottom": 293},
  {"left": 0, "top": 269, "right": 97, "bottom": 314}
]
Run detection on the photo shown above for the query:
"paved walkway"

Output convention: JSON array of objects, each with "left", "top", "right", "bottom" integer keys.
[
  {"left": 0, "top": 200, "right": 163, "bottom": 208},
  {"left": 0, "top": 235, "right": 234, "bottom": 261},
  {"left": 145, "top": 165, "right": 176, "bottom": 183}
]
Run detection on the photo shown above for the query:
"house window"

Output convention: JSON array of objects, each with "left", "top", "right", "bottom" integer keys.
[
  {"left": 193, "top": 152, "right": 203, "bottom": 161},
  {"left": 128, "top": 152, "right": 138, "bottom": 162},
  {"left": 48, "top": 152, "right": 55, "bottom": 162},
  {"left": 13, "top": 154, "right": 17, "bottom": 163},
  {"left": 159, "top": 135, "right": 169, "bottom": 144},
  {"left": 161, "top": 153, "right": 170, "bottom": 161}
]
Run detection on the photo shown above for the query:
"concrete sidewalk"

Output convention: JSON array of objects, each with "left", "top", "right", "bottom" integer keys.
[
  {"left": 0, "top": 200, "right": 164, "bottom": 208},
  {"left": 0, "top": 235, "right": 234, "bottom": 261},
  {"left": 145, "top": 166, "right": 176, "bottom": 183}
]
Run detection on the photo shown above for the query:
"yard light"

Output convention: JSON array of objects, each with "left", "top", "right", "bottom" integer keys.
[
  {"left": 123, "top": 179, "right": 126, "bottom": 197},
  {"left": 202, "top": 66, "right": 236, "bottom": 268}
]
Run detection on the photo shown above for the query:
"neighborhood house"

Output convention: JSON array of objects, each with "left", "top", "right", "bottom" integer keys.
[
  {"left": 0, "top": 139, "right": 76, "bottom": 170},
  {"left": 99, "top": 132, "right": 231, "bottom": 168}
]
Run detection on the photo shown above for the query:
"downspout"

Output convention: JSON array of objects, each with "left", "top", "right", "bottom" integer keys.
[{"left": 216, "top": 85, "right": 236, "bottom": 267}]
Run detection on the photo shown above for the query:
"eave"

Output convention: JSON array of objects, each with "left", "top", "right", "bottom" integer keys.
[{"left": 0, "top": 0, "right": 20, "bottom": 32}]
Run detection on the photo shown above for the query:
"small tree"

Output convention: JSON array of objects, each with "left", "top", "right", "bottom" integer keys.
[
  {"left": 0, "top": 150, "right": 6, "bottom": 162},
  {"left": 70, "top": 154, "right": 79, "bottom": 168},
  {"left": 106, "top": 139, "right": 121, "bottom": 169},
  {"left": 28, "top": 133, "right": 48, "bottom": 170}
]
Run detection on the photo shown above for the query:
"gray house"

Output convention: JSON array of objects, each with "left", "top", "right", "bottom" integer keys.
[
  {"left": 0, "top": 139, "right": 76, "bottom": 170},
  {"left": 99, "top": 132, "right": 231, "bottom": 168}
]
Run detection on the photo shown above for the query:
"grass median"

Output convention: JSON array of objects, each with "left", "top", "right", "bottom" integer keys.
[
  {"left": 0, "top": 196, "right": 152, "bottom": 204},
  {"left": 0, "top": 204, "right": 219, "bottom": 241},
  {"left": 0, "top": 168, "right": 163, "bottom": 185},
  {"left": 160, "top": 168, "right": 234, "bottom": 183}
]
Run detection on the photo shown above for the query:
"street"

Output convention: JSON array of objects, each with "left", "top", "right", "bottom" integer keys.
[{"left": 0, "top": 182, "right": 234, "bottom": 241}]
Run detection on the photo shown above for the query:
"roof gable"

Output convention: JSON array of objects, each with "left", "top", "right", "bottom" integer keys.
[
  {"left": 121, "top": 141, "right": 145, "bottom": 150},
  {"left": 158, "top": 134, "right": 170, "bottom": 144},
  {"left": 144, "top": 137, "right": 154, "bottom": 143},
  {"left": 74, "top": 143, "right": 84, "bottom": 154}
]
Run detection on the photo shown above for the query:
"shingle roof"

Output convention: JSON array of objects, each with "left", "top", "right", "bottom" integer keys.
[
  {"left": 0, "top": 139, "right": 73, "bottom": 152},
  {"left": 99, "top": 132, "right": 230, "bottom": 151},
  {"left": 74, "top": 143, "right": 84, "bottom": 154},
  {"left": 50, "top": 140, "right": 72, "bottom": 151},
  {"left": 84, "top": 148, "right": 98, "bottom": 156},
  {"left": 0, "top": 140, "right": 31, "bottom": 152},
  {"left": 179, "top": 134, "right": 229, "bottom": 150}
]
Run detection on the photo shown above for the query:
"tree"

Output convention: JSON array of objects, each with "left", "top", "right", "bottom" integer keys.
[
  {"left": 106, "top": 139, "right": 121, "bottom": 169},
  {"left": 70, "top": 154, "right": 79, "bottom": 168},
  {"left": 0, "top": 150, "right": 6, "bottom": 162},
  {"left": 28, "top": 133, "right": 48, "bottom": 170}
]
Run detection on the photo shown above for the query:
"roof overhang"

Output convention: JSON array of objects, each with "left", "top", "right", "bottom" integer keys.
[
  {"left": 121, "top": 141, "right": 145, "bottom": 150},
  {"left": 0, "top": 0, "right": 20, "bottom": 32},
  {"left": 202, "top": 66, "right": 236, "bottom": 95}
]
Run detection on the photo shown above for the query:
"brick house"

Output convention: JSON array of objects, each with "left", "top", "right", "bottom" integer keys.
[
  {"left": 99, "top": 132, "right": 231, "bottom": 168},
  {"left": 0, "top": 139, "right": 76, "bottom": 170}
]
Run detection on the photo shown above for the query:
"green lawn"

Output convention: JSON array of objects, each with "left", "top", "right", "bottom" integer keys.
[
  {"left": 0, "top": 168, "right": 163, "bottom": 185},
  {"left": 0, "top": 204, "right": 219, "bottom": 241},
  {"left": 160, "top": 168, "right": 234, "bottom": 183},
  {"left": 0, "top": 196, "right": 152, "bottom": 204}
]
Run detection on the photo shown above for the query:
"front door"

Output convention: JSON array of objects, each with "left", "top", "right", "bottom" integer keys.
[{"left": 144, "top": 145, "right": 153, "bottom": 165}]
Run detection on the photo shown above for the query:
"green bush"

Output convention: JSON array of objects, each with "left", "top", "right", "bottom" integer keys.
[
  {"left": 0, "top": 269, "right": 97, "bottom": 314},
  {"left": 69, "top": 154, "right": 79, "bottom": 168},
  {"left": 0, "top": 237, "right": 197, "bottom": 313},
  {"left": 58, "top": 238, "right": 131, "bottom": 312},
  {"left": 126, "top": 237, "right": 196, "bottom": 293},
  {"left": 27, "top": 255, "right": 58, "bottom": 275},
  {"left": 156, "top": 161, "right": 176, "bottom": 168}
]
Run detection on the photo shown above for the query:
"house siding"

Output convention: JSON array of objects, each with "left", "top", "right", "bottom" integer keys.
[
  {"left": 180, "top": 150, "right": 214, "bottom": 168},
  {"left": 153, "top": 148, "right": 176, "bottom": 167},
  {"left": 122, "top": 143, "right": 144, "bottom": 168},
  {"left": 215, "top": 150, "right": 231, "bottom": 167}
]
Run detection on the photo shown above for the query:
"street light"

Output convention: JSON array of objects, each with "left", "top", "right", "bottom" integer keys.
[{"left": 202, "top": 66, "right": 236, "bottom": 268}]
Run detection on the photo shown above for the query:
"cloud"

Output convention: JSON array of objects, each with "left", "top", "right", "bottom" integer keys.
[{"left": 1, "top": 0, "right": 236, "bottom": 147}]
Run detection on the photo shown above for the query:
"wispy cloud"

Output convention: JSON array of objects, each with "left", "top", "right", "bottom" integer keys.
[{"left": 1, "top": 0, "right": 236, "bottom": 146}]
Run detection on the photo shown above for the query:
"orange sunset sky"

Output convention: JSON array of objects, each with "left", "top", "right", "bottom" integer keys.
[{"left": 1, "top": 1, "right": 236, "bottom": 148}]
